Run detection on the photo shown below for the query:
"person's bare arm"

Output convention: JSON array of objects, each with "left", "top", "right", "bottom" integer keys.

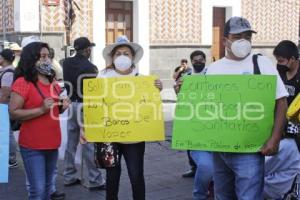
[
  {"left": 173, "top": 66, "right": 184, "bottom": 80},
  {"left": 261, "top": 97, "right": 287, "bottom": 155},
  {"left": 173, "top": 71, "right": 180, "bottom": 80},
  {"left": 0, "top": 86, "right": 11, "bottom": 104},
  {"left": 154, "top": 79, "right": 163, "bottom": 91},
  {"left": 9, "top": 92, "right": 53, "bottom": 121},
  {"left": 174, "top": 78, "right": 183, "bottom": 95}
]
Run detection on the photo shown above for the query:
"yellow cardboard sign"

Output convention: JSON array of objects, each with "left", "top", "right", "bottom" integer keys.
[{"left": 83, "top": 76, "right": 165, "bottom": 142}]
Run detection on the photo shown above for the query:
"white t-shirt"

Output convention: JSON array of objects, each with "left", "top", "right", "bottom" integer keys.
[
  {"left": 206, "top": 53, "right": 288, "bottom": 99},
  {"left": 97, "top": 68, "right": 139, "bottom": 78}
]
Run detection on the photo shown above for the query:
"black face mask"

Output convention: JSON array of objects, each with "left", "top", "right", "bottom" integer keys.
[
  {"left": 276, "top": 64, "right": 290, "bottom": 73},
  {"left": 193, "top": 63, "right": 205, "bottom": 73}
]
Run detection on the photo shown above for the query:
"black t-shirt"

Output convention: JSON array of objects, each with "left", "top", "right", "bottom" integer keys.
[
  {"left": 278, "top": 65, "right": 300, "bottom": 137},
  {"left": 63, "top": 54, "right": 98, "bottom": 102},
  {"left": 279, "top": 66, "right": 300, "bottom": 105}
]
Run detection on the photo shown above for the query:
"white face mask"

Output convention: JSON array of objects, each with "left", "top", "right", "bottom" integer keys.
[
  {"left": 113, "top": 55, "right": 132, "bottom": 71},
  {"left": 227, "top": 39, "right": 252, "bottom": 58}
]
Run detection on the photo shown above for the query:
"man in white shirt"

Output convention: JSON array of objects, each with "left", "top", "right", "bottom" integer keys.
[{"left": 205, "top": 16, "right": 288, "bottom": 199}]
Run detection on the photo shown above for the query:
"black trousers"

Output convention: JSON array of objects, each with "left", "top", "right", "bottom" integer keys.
[{"left": 106, "top": 142, "right": 145, "bottom": 200}]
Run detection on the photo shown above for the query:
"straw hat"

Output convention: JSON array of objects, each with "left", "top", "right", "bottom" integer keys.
[{"left": 9, "top": 43, "right": 22, "bottom": 51}]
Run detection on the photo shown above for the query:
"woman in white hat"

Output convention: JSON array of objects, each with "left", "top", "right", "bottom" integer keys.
[{"left": 99, "top": 35, "right": 162, "bottom": 200}]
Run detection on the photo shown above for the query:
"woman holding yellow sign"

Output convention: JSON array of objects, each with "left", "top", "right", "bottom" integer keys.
[{"left": 98, "top": 35, "right": 162, "bottom": 200}]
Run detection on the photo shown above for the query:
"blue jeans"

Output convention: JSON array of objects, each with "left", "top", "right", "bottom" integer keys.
[
  {"left": 106, "top": 142, "right": 145, "bottom": 200},
  {"left": 20, "top": 146, "right": 58, "bottom": 200},
  {"left": 213, "top": 152, "right": 264, "bottom": 200},
  {"left": 190, "top": 151, "right": 213, "bottom": 200},
  {"left": 25, "top": 165, "right": 57, "bottom": 194}
]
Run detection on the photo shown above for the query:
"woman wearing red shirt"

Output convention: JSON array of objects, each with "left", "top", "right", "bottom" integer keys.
[{"left": 9, "top": 42, "right": 69, "bottom": 200}]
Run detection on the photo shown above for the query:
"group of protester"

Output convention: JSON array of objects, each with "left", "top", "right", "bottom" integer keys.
[
  {"left": 0, "top": 33, "right": 162, "bottom": 200},
  {"left": 0, "top": 16, "right": 299, "bottom": 200}
]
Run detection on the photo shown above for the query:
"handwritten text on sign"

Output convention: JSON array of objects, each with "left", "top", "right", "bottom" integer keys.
[
  {"left": 83, "top": 76, "right": 165, "bottom": 142},
  {"left": 172, "top": 75, "right": 276, "bottom": 152}
]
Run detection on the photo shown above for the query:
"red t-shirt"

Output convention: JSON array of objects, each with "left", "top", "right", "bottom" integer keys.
[{"left": 12, "top": 77, "right": 61, "bottom": 150}]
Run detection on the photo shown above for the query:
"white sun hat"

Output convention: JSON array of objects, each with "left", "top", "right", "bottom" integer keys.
[
  {"left": 102, "top": 35, "right": 144, "bottom": 66},
  {"left": 21, "top": 35, "right": 41, "bottom": 48}
]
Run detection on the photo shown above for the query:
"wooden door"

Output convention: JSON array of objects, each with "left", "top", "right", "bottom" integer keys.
[
  {"left": 212, "top": 7, "right": 226, "bottom": 61},
  {"left": 105, "top": 1, "right": 133, "bottom": 44}
]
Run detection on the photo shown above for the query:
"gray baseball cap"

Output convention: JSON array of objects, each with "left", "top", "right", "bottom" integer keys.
[{"left": 224, "top": 16, "right": 257, "bottom": 36}]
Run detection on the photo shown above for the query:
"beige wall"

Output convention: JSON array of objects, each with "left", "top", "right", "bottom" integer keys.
[
  {"left": 1, "top": 0, "right": 299, "bottom": 46},
  {"left": 242, "top": 0, "right": 300, "bottom": 46},
  {"left": 41, "top": 0, "right": 94, "bottom": 44},
  {"left": 150, "top": 0, "right": 202, "bottom": 45},
  {"left": 149, "top": 0, "right": 300, "bottom": 46}
]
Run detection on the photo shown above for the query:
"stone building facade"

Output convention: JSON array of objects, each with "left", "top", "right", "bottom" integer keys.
[{"left": 0, "top": 0, "right": 299, "bottom": 90}]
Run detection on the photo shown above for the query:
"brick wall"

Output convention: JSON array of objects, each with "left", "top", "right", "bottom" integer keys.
[
  {"left": 242, "top": 0, "right": 300, "bottom": 45},
  {"left": 150, "top": 0, "right": 202, "bottom": 45},
  {"left": 41, "top": 0, "right": 94, "bottom": 43}
]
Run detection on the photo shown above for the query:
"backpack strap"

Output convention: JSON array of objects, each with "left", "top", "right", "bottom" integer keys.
[
  {"left": 0, "top": 68, "right": 15, "bottom": 88},
  {"left": 252, "top": 54, "right": 262, "bottom": 75}
]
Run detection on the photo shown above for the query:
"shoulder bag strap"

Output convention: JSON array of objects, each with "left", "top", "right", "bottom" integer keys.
[{"left": 33, "top": 83, "right": 46, "bottom": 99}]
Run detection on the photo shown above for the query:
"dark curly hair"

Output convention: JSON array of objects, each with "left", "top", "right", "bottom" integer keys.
[{"left": 14, "top": 42, "right": 50, "bottom": 83}]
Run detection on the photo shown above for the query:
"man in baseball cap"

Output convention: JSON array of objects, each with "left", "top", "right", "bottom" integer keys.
[
  {"left": 220, "top": 16, "right": 258, "bottom": 60},
  {"left": 204, "top": 16, "right": 288, "bottom": 199},
  {"left": 62, "top": 37, "right": 105, "bottom": 189},
  {"left": 224, "top": 16, "right": 257, "bottom": 36},
  {"left": 73, "top": 37, "right": 95, "bottom": 51}
]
